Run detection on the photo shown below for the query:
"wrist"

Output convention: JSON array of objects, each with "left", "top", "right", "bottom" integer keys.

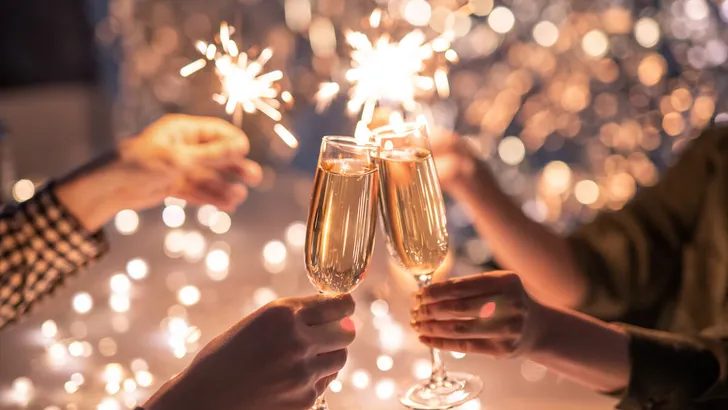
[
  {"left": 525, "top": 303, "right": 630, "bottom": 392},
  {"left": 55, "top": 150, "right": 130, "bottom": 232},
  {"left": 447, "top": 161, "right": 499, "bottom": 207}
]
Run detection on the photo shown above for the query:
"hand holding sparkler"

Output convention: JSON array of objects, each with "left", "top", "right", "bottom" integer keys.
[{"left": 57, "top": 114, "right": 262, "bottom": 231}]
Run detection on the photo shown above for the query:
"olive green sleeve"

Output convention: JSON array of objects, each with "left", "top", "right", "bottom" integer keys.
[{"left": 566, "top": 129, "right": 722, "bottom": 324}]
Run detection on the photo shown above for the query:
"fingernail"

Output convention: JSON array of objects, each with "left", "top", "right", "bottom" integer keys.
[
  {"left": 340, "top": 317, "right": 355, "bottom": 332},
  {"left": 410, "top": 320, "right": 421, "bottom": 330}
]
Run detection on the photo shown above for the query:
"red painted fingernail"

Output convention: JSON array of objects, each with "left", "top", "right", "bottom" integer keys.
[
  {"left": 479, "top": 301, "right": 496, "bottom": 319},
  {"left": 340, "top": 317, "right": 355, "bottom": 332}
]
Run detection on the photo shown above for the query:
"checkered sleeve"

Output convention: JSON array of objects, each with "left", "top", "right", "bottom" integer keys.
[{"left": 0, "top": 184, "right": 109, "bottom": 330}]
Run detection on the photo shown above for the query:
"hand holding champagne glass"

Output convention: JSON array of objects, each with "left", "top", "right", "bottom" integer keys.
[
  {"left": 304, "top": 136, "right": 379, "bottom": 409},
  {"left": 371, "top": 122, "right": 483, "bottom": 409}
]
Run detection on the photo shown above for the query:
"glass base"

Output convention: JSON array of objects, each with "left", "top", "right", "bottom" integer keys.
[{"left": 400, "top": 372, "right": 483, "bottom": 410}]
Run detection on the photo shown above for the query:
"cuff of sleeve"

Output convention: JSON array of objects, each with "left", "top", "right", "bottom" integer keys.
[
  {"left": 23, "top": 183, "right": 110, "bottom": 268},
  {"left": 614, "top": 324, "right": 722, "bottom": 410},
  {"left": 1, "top": 184, "right": 110, "bottom": 326}
]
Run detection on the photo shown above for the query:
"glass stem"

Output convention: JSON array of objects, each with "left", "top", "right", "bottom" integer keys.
[
  {"left": 312, "top": 394, "right": 328, "bottom": 410},
  {"left": 417, "top": 275, "right": 448, "bottom": 386}
]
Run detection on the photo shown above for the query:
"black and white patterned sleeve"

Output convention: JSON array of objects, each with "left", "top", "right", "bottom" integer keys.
[{"left": 0, "top": 184, "right": 109, "bottom": 330}]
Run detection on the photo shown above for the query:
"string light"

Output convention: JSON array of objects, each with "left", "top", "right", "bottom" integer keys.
[
  {"left": 72, "top": 293, "right": 93, "bottom": 314},
  {"left": 9, "top": 0, "right": 728, "bottom": 406},
  {"left": 126, "top": 258, "right": 149, "bottom": 280},
  {"left": 114, "top": 210, "right": 139, "bottom": 235},
  {"left": 12, "top": 179, "right": 35, "bottom": 202},
  {"left": 41, "top": 320, "right": 57, "bottom": 338}
]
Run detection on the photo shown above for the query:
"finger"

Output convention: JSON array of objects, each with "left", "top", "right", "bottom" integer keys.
[
  {"left": 428, "top": 129, "right": 459, "bottom": 155},
  {"left": 315, "top": 373, "right": 338, "bottom": 396},
  {"left": 187, "top": 168, "right": 249, "bottom": 200},
  {"left": 178, "top": 115, "right": 250, "bottom": 153},
  {"left": 296, "top": 294, "right": 355, "bottom": 326},
  {"left": 412, "top": 316, "right": 525, "bottom": 339},
  {"left": 305, "top": 320, "right": 356, "bottom": 354},
  {"left": 177, "top": 188, "right": 243, "bottom": 212},
  {"left": 419, "top": 336, "right": 518, "bottom": 357},
  {"left": 412, "top": 294, "right": 525, "bottom": 321},
  {"left": 218, "top": 158, "right": 264, "bottom": 188},
  {"left": 308, "top": 349, "right": 348, "bottom": 379},
  {"left": 190, "top": 139, "right": 248, "bottom": 165},
  {"left": 418, "top": 272, "right": 519, "bottom": 304}
]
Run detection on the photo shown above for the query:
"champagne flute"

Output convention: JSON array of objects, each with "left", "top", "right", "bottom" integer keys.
[
  {"left": 372, "top": 122, "right": 483, "bottom": 409},
  {"left": 304, "top": 136, "right": 379, "bottom": 410}
]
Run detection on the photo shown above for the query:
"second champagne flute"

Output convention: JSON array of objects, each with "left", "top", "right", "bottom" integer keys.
[
  {"left": 372, "top": 122, "right": 483, "bottom": 409},
  {"left": 304, "top": 136, "right": 379, "bottom": 410}
]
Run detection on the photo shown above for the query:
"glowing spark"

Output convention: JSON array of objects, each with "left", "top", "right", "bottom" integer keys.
[
  {"left": 274, "top": 124, "right": 299, "bottom": 149},
  {"left": 435, "top": 68, "right": 450, "bottom": 98},
  {"left": 182, "top": 22, "right": 298, "bottom": 148},
  {"left": 314, "top": 82, "right": 340, "bottom": 112},
  {"left": 370, "top": 9, "right": 383, "bottom": 28},
  {"left": 316, "top": 10, "right": 454, "bottom": 126},
  {"left": 180, "top": 59, "right": 207, "bottom": 77}
]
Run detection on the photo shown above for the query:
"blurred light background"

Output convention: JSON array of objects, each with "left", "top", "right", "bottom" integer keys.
[{"left": 1, "top": 0, "right": 726, "bottom": 408}]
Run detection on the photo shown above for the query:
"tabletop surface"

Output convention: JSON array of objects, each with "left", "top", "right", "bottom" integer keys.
[{"left": 0, "top": 171, "right": 616, "bottom": 410}]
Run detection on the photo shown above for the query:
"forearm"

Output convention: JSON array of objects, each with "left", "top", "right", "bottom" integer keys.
[
  {"left": 525, "top": 304, "right": 630, "bottom": 393},
  {"left": 450, "top": 165, "right": 587, "bottom": 308},
  {"left": 54, "top": 150, "right": 134, "bottom": 232}
]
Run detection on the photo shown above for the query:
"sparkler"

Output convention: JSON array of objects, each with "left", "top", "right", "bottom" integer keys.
[
  {"left": 181, "top": 22, "right": 298, "bottom": 149},
  {"left": 316, "top": 9, "right": 457, "bottom": 128}
]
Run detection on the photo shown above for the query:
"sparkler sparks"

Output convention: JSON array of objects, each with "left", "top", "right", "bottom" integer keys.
[
  {"left": 316, "top": 10, "right": 456, "bottom": 126},
  {"left": 181, "top": 22, "right": 298, "bottom": 149}
]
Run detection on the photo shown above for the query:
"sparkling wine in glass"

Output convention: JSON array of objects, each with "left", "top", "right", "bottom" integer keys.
[
  {"left": 372, "top": 122, "right": 483, "bottom": 410},
  {"left": 304, "top": 136, "right": 379, "bottom": 410}
]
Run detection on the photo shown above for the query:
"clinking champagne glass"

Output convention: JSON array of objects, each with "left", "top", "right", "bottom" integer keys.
[
  {"left": 304, "top": 136, "right": 379, "bottom": 410},
  {"left": 371, "top": 122, "right": 483, "bottom": 409}
]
